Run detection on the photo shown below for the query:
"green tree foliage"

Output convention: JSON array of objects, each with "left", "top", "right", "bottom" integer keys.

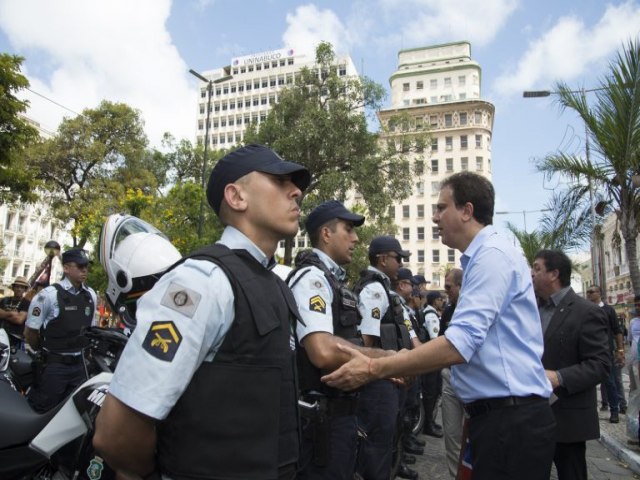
[
  {"left": 244, "top": 42, "right": 414, "bottom": 262},
  {"left": 536, "top": 38, "right": 640, "bottom": 294},
  {"left": 0, "top": 54, "right": 39, "bottom": 203},
  {"left": 27, "top": 101, "right": 149, "bottom": 248}
]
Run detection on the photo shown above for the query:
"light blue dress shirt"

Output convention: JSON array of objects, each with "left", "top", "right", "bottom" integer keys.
[
  {"left": 444, "top": 225, "right": 552, "bottom": 403},
  {"left": 109, "top": 226, "right": 281, "bottom": 420}
]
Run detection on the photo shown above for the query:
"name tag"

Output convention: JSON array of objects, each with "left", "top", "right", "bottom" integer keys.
[{"left": 65, "top": 306, "right": 78, "bottom": 311}]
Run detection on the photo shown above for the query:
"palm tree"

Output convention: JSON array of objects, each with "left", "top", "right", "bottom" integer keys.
[{"left": 536, "top": 38, "right": 640, "bottom": 295}]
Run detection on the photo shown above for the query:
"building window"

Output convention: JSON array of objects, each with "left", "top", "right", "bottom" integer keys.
[
  {"left": 475, "top": 134, "right": 483, "bottom": 148},
  {"left": 458, "top": 75, "right": 466, "bottom": 86},
  {"left": 417, "top": 205, "right": 424, "bottom": 218},
  {"left": 270, "top": 78, "right": 276, "bottom": 87},
  {"left": 262, "top": 80, "right": 268, "bottom": 88},
  {"left": 199, "top": 105, "right": 204, "bottom": 114},
  {"left": 278, "top": 76, "right": 285, "bottom": 85},
  {"left": 430, "top": 96, "right": 438, "bottom": 104},
  {"left": 444, "top": 77, "right": 451, "bottom": 87},
  {"left": 446, "top": 158, "right": 453, "bottom": 172},
  {"left": 432, "top": 249, "right": 440, "bottom": 262},
  {"left": 461, "top": 157, "right": 468, "bottom": 171},
  {"left": 288, "top": 58, "right": 294, "bottom": 65},
  {"left": 460, "top": 135, "right": 468, "bottom": 149},
  {"left": 403, "top": 205, "right": 410, "bottom": 218},
  {"left": 223, "top": 86, "right": 229, "bottom": 94},
  {"left": 459, "top": 112, "right": 467, "bottom": 125},
  {"left": 388, "top": 206, "right": 395, "bottom": 218},
  {"left": 431, "top": 138, "right": 438, "bottom": 152},
  {"left": 220, "top": 119, "right": 227, "bottom": 127},
  {"left": 228, "top": 118, "right": 235, "bottom": 126},
  {"left": 476, "top": 157, "right": 483, "bottom": 171},
  {"left": 259, "top": 112, "right": 266, "bottom": 122},
  {"left": 430, "top": 79, "right": 437, "bottom": 89},
  {"left": 415, "top": 160, "right": 424, "bottom": 174},
  {"left": 459, "top": 92, "right": 466, "bottom": 100},
  {"left": 445, "top": 136, "right": 453, "bottom": 150},
  {"left": 475, "top": 111, "right": 482, "bottom": 124},
  {"left": 229, "top": 102, "right": 235, "bottom": 110},
  {"left": 261, "top": 97, "right": 268, "bottom": 105},
  {"left": 238, "top": 84, "right": 244, "bottom": 92},
  {"left": 445, "top": 114, "right": 452, "bottom": 127},
  {"left": 339, "top": 65, "right": 347, "bottom": 75},
  {"left": 431, "top": 159, "right": 439, "bottom": 173},
  {"left": 416, "top": 181, "right": 424, "bottom": 196},
  {"left": 403, "top": 82, "right": 410, "bottom": 91},
  {"left": 431, "top": 181, "right": 440, "bottom": 195},
  {"left": 417, "top": 227, "right": 425, "bottom": 240},
  {"left": 240, "top": 67, "right": 246, "bottom": 73},
  {"left": 416, "top": 81, "right": 424, "bottom": 90},
  {"left": 230, "top": 85, "right": 236, "bottom": 93},
  {"left": 448, "top": 249, "right": 455, "bottom": 263},
  {"left": 252, "top": 98, "right": 259, "bottom": 106},
  {"left": 403, "top": 228, "right": 410, "bottom": 241},
  {"left": 430, "top": 115, "right": 438, "bottom": 127},
  {"left": 418, "top": 250, "right": 425, "bottom": 262}
]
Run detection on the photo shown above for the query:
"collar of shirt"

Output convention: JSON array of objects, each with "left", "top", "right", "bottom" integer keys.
[
  {"left": 598, "top": 301, "right": 605, "bottom": 307},
  {"left": 218, "top": 226, "right": 273, "bottom": 268},
  {"left": 460, "top": 225, "right": 496, "bottom": 271},
  {"left": 312, "top": 248, "right": 346, "bottom": 282},
  {"left": 549, "top": 285, "right": 572, "bottom": 307},
  {"left": 367, "top": 265, "right": 391, "bottom": 289}
]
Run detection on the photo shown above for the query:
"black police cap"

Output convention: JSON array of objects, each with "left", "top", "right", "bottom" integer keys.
[
  {"left": 368, "top": 235, "right": 411, "bottom": 259},
  {"left": 397, "top": 268, "right": 415, "bottom": 282},
  {"left": 305, "top": 200, "right": 365, "bottom": 235},
  {"left": 62, "top": 248, "right": 90, "bottom": 266},
  {"left": 207, "top": 144, "right": 311, "bottom": 215}
]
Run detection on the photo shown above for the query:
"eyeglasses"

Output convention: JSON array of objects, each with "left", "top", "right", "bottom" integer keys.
[{"left": 378, "top": 253, "right": 402, "bottom": 263}]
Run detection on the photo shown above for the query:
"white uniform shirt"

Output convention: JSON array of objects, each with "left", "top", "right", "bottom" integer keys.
[
  {"left": 289, "top": 249, "right": 344, "bottom": 342},
  {"left": 109, "top": 226, "right": 278, "bottom": 420},
  {"left": 26, "top": 277, "right": 97, "bottom": 356},
  {"left": 395, "top": 293, "right": 417, "bottom": 340},
  {"left": 357, "top": 267, "right": 390, "bottom": 338}
]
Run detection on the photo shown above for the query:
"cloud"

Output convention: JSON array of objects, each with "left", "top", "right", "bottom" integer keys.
[
  {"left": 282, "top": 4, "right": 355, "bottom": 57},
  {"left": 375, "top": 0, "right": 519, "bottom": 49},
  {"left": 493, "top": 1, "right": 640, "bottom": 96},
  {"left": 0, "top": 0, "right": 195, "bottom": 148}
]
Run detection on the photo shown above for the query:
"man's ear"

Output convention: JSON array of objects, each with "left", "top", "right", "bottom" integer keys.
[
  {"left": 223, "top": 183, "right": 248, "bottom": 212},
  {"left": 461, "top": 202, "right": 474, "bottom": 221}
]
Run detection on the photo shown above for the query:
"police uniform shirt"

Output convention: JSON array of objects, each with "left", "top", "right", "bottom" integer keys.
[
  {"left": 108, "top": 226, "right": 280, "bottom": 421},
  {"left": 395, "top": 293, "right": 417, "bottom": 340},
  {"left": 358, "top": 266, "right": 390, "bottom": 338},
  {"left": 289, "top": 248, "right": 343, "bottom": 342},
  {"left": 25, "top": 277, "right": 98, "bottom": 355}
]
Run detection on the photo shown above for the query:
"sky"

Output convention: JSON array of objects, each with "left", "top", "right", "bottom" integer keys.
[{"left": 0, "top": 0, "right": 639, "bottom": 236}]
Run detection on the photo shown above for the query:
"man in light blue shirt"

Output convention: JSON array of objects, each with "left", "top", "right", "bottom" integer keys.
[{"left": 323, "top": 172, "right": 556, "bottom": 480}]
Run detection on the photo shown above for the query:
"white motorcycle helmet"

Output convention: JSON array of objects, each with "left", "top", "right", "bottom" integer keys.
[{"left": 99, "top": 214, "right": 182, "bottom": 330}]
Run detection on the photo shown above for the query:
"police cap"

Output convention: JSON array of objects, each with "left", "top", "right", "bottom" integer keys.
[
  {"left": 62, "top": 248, "right": 90, "bottom": 266},
  {"left": 368, "top": 235, "right": 411, "bottom": 259},
  {"left": 207, "top": 144, "right": 311, "bottom": 215},
  {"left": 305, "top": 200, "right": 365, "bottom": 235}
]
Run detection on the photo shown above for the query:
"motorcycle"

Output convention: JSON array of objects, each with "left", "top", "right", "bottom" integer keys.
[{"left": 0, "top": 327, "right": 128, "bottom": 480}]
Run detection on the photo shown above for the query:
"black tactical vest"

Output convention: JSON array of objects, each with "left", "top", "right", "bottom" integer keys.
[
  {"left": 42, "top": 284, "right": 94, "bottom": 353},
  {"left": 353, "top": 269, "right": 411, "bottom": 351},
  {"left": 157, "top": 244, "right": 300, "bottom": 480},
  {"left": 288, "top": 250, "right": 362, "bottom": 393}
]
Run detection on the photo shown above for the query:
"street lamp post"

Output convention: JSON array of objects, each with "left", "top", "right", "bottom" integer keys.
[
  {"left": 188, "top": 69, "right": 233, "bottom": 238},
  {"left": 523, "top": 87, "right": 606, "bottom": 293},
  {"left": 495, "top": 209, "right": 551, "bottom": 233}
]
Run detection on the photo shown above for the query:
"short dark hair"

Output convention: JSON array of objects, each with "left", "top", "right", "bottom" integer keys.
[
  {"left": 534, "top": 249, "right": 572, "bottom": 287},
  {"left": 447, "top": 268, "right": 463, "bottom": 287},
  {"left": 309, "top": 218, "right": 339, "bottom": 247},
  {"left": 440, "top": 172, "right": 494, "bottom": 226}
]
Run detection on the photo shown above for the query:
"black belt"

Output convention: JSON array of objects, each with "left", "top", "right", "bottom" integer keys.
[
  {"left": 45, "top": 353, "right": 84, "bottom": 365},
  {"left": 464, "top": 395, "right": 545, "bottom": 418},
  {"left": 301, "top": 394, "right": 358, "bottom": 417}
]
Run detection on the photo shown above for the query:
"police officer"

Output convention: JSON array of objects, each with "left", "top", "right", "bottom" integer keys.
[
  {"left": 354, "top": 235, "right": 412, "bottom": 480},
  {"left": 24, "top": 249, "right": 97, "bottom": 412},
  {"left": 288, "top": 199, "right": 369, "bottom": 479},
  {"left": 422, "top": 291, "right": 444, "bottom": 438},
  {"left": 0, "top": 275, "right": 31, "bottom": 347},
  {"left": 94, "top": 144, "right": 310, "bottom": 480}
]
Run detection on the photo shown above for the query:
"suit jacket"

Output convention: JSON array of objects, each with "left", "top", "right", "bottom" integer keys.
[{"left": 541, "top": 288, "right": 610, "bottom": 443}]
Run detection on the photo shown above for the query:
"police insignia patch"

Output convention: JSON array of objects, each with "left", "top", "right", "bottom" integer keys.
[
  {"left": 86, "top": 456, "right": 104, "bottom": 480},
  {"left": 160, "top": 282, "right": 201, "bottom": 318},
  {"left": 32, "top": 307, "right": 41, "bottom": 317},
  {"left": 142, "top": 321, "right": 182, "bottom": 362},
  {"left": 309, "top": 295, "right": 327, "bottom": 314},
  {"left": 371, "top": 307, "right": 381, "bottom": 319}
]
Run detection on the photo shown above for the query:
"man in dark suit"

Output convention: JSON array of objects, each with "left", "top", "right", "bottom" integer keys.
[{"left": 531, "top": 249, "right": 610, "bottom": 480}]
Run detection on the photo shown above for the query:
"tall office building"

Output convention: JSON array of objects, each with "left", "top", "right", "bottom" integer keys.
[
  {"left": 192, "top": 48, "right": 358, "bottom": 150},
  {"left": 378, "top": 41, "right": 495, "bottom": 287}
]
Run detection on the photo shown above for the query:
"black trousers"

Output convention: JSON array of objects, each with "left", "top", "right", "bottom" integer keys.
[
  {"left": 27, "top": 361, "right": 86, "bottom": 413},
  {"left": 468, "top": 398, "right": 556, "bottom": 480},
  {"left": 553, "top": 441, "right": 587, "bottom": 480}
]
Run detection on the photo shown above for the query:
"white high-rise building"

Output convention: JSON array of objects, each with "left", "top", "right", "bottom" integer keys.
[
  {"left": 378, "top": 42, "right": 495, "bottom": 287},
  {"left": 192, "top": 48, "right": 358, "bottom": 150}
]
